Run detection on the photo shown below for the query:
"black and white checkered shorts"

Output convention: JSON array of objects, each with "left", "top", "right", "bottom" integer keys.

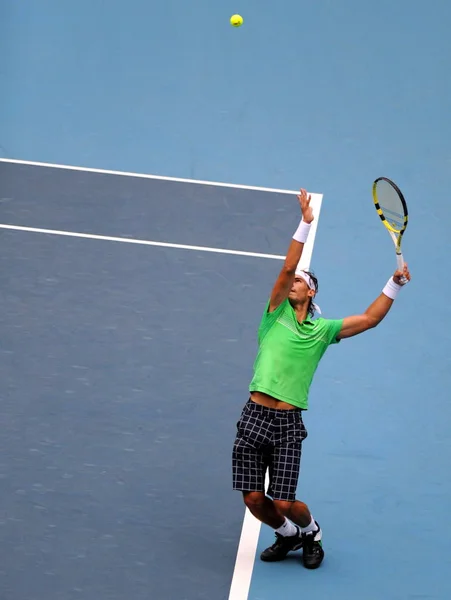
[{"left": 232, "top": 398, "right": 308, "bottom": 502}]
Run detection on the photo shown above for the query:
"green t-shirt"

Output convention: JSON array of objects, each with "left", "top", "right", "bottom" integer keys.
[{"left": 249, "top": 298, "right": 343, "bottom": 409}]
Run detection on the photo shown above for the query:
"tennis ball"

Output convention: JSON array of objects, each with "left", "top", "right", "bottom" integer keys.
[{"left": 230, "top": 14, "right": 243, "bottom": 27}]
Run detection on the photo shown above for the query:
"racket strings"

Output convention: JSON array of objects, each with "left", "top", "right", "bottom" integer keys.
[{"left": 375, "top": 181, "right": 407, "bottom": 233}]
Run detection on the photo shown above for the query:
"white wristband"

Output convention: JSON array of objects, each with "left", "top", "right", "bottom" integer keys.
[
  {"left": 293, "top": 220, "right": 311, "bottom": 244},
  {"left": 382, "top": 277, "right": 402, "bottom": 300}
]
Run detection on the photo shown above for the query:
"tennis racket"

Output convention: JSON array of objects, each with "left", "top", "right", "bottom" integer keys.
[{"left": 372, "top": 177, "right": 409, "bottom": 275}]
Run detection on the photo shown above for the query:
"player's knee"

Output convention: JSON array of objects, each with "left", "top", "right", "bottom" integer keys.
[
  {"left": 273, "top": 499, "right": 294, "bottom": 517},
  {"left": 242, "top": 491, "right": 266, "bottom": 510}
]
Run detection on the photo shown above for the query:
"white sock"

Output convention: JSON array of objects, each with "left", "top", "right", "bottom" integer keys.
[
  {"left": 300, "top": 517, "right": 318, "bottom": 535},
  {"left": 275, "top": 518, "right": 298, "bottom": 537}
]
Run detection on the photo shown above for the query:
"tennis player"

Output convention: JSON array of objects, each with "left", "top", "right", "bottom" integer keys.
[{"left": 232, "top": 188, "right": 411, "bottom": 569}]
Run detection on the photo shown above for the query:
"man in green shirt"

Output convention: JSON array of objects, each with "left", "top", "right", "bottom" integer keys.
[{"left": 232, "top": 188, "right": 411, "bottom": 570}]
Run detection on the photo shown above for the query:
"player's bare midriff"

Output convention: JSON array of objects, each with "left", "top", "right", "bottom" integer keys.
[{"left": 250, "top": 391, "right": 298, "bottom": 410}]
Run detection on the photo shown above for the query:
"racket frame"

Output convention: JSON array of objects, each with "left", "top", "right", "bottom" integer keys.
[{"left": 372, "top": 176, "right": 408, "bottom": 271}]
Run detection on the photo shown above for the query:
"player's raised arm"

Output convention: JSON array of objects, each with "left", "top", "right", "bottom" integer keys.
[
  {"left": 268, "top": 189, "right": 314, "bottom": 313},
  {"left": 336, "top": 265, "right": 411, "bottom": 340}
]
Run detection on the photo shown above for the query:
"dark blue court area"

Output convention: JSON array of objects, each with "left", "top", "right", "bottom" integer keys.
[{"left": 0, "top": 161, "right": 301, "bottom": 600}]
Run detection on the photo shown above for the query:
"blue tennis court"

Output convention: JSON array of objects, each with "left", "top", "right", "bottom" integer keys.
[{"left": 2, "top": 2, "right": 451, "bottom": 599}]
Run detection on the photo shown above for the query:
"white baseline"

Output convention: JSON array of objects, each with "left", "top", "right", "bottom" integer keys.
[{"left": 0, "top": 157, "right": 312, "bottom": 196}]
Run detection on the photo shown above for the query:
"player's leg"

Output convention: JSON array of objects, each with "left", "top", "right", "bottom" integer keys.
[
  {"left": 232, "top": 399, "right": 270, "bottom": 504},
  {"left": 258, "top": 450, "right": 306, "bottom": 563},
  {"left": 261, "top": 410, "right": 324, "bottom": 569},
  {"left": 240, "top": 491, "right": 312, "bottom": 534},
  {"left": 272, "top": 498, "right": 324, "bottom": 569},
  {"left": 241, "top": 491, "right": 284, "bottom": 528},
  {"left": 232, "top": 401, "right": 300, "bottom": 535},
  {"left": 274, "top": 498, "right": 312, "bottom": 527}
]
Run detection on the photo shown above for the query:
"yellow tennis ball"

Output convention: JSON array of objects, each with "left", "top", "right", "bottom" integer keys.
[{"left": 230, "top": 14, "right": 243, "bottom": 27}]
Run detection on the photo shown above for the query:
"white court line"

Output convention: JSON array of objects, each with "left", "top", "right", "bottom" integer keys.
[
  {"left": 0, "top": 157, "right": 310, "bottom": 196},
  {"left": 227, "top": 194, "right": 322, "bottom": 600},
  {"left": 0, "top": 224, "right": 287, "bottom": 260},
  {"left": 0, "top": 193, "right": 321, "bottom": 265}
]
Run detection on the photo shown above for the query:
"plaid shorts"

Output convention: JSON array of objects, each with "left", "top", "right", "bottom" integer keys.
[{"left": 232, "top": 398, "right": 308, "bottom": 502}]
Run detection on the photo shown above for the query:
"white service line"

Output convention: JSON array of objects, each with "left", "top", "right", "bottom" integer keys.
[
  {"left": 227, "top": 194, "right": 323, "bottom": 600},
  {"left": 0, "top": 192, "right": 322, "bottom": 265},
  {"left": 0, "top": 157, "right": 308, "bottom": 196},
  {"left": 0, "top": 224, "right": 287, "bottom": 260}
]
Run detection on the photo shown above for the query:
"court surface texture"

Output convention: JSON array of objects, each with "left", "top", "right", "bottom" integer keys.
[{"left": 1, "top": 2, "right": 451, "bottom": 599}]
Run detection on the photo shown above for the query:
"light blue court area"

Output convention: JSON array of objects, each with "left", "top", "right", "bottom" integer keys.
[{"left": 2, "top": 1, "right": 451, "bottom": 599}]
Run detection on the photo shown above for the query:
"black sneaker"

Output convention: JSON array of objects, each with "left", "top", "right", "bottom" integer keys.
[
  {"left": 302, "top": 522, "right": 324, "bottom": 569},
  {"left": 260, "top": 527, "right": 303, "bottom": 562}
]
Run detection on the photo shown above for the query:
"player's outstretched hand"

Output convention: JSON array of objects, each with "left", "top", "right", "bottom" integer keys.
[
  {"left": 393, "top": 263, "right": 411, "bottom": 286},
  {"left": 297, "top": 188, "right": 313, "bottom": 224}
]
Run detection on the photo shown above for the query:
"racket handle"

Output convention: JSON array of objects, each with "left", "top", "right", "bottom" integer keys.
[{"left": 396, "top": 252, "right": 407, "bottom": 284}]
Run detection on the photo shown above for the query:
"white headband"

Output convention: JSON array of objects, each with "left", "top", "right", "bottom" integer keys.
[{"left": 295, "top": 270, "right": 321, "bottom": 315}]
